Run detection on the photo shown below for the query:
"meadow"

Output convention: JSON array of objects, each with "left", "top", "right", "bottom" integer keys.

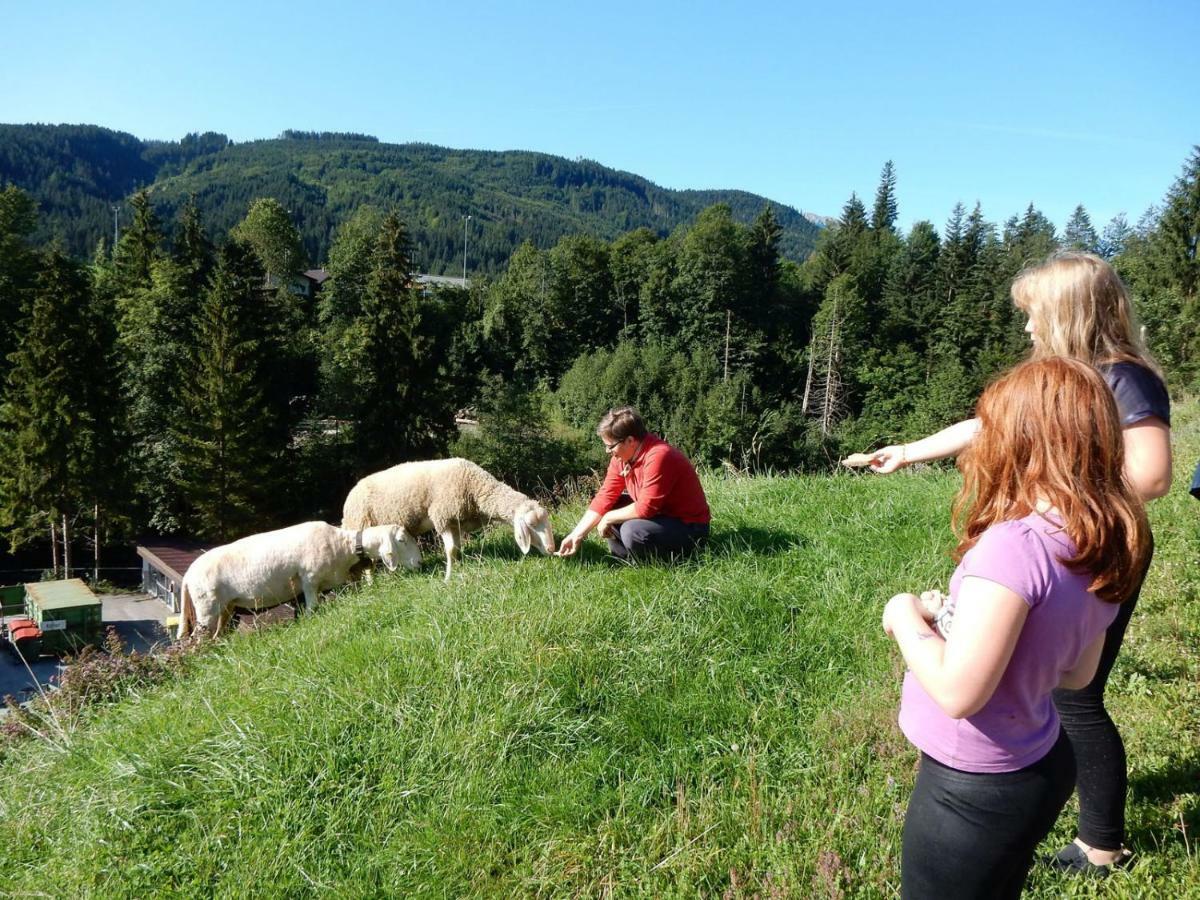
[{"left": 0, "top": 408, "right": 1197, "bottom": 898}]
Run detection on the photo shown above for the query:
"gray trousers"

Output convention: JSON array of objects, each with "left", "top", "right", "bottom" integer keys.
[{"left": 605, "top": 495, "right": 709, "bottom": 561}]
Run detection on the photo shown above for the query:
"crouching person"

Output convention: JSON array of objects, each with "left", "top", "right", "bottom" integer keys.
[{"left": 557, "top": 406, "right": 710, "bottom": 561}]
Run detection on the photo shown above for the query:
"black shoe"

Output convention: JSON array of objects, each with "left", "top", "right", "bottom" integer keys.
[{"left": 1050, "top": 842, "right": 1133, "bottom": 877}]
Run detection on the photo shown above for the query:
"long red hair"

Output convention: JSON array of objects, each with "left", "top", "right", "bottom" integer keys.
[{"left": 953, "top": 357, "right": 1149, "bottom": 603}]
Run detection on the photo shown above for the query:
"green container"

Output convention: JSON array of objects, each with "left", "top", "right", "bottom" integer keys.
[
  {"left": 0, "top": 584, "right": 24, "bottom": 617},
  {"left": 23, "top": 579, "right": 103, "bottom": 654}
]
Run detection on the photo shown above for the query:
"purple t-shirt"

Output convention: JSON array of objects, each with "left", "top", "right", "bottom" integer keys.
[{"left": 899, "top": 513, "right": 1120, "bottom": 773}]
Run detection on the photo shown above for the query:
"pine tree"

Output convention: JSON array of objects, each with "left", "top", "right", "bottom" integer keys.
[
  {"left": 354, "top": 212, "right": 454, "bottom": 471},
  {"left": 1099, "top": 214, "right": 1132, "bottom": 260},
  {"left": 1064, "top": 204, "right": 1099, "bottom": 253},
  {"left": 174, "top": 195, "right": 215, "bottom": 298},
  {"left": 0, "top": 186, "right": 39, "bottom": 383},
  {"left": 880, "top": 220, "right": 940, "bottom": 346},
  {"left": 174, "top": 241, "right": 283, "bottom": 541},
  {"left": 1153, "top": 146, "right": 1200, "bottom": 304},
  {"left": 114, "top": 190, "right": 164, "bottom": 288},
  {"left": 871, "top": 161, "right": 899, "bottom": 233},
  {"left": 0, "top": 247, "right": 121, "bottom": 560}
]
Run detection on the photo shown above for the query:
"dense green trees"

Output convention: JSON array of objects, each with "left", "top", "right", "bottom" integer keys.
[
  {"left": 174, "top": 241, "right": 284, "bottom": 541},
  {"left": 3, "top": 142, "right": 1200, "bottom": 572},
  {"left": 0, "top": 247, "right": 122, "bottom": 567}
]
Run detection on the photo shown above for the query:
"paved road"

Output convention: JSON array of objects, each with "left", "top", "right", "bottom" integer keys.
[{"left": 1, "top": 592, "right": 171, "bottom": 705}]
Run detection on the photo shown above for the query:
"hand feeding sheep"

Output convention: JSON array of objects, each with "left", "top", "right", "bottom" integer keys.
[
  {"left": 341, "top": 457, "right": 556, "bottom": 581},
  {"left": 176, "top": 522, "right": 421, "bottom": 639}
]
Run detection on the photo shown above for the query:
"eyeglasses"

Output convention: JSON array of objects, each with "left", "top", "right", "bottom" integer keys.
[{"left": 603, "top": 438, "right": 624, "bottom": 452}]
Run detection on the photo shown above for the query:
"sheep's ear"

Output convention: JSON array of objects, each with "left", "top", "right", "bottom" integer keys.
[{"left": 514, "top": 515, "right": 533, "bottom": 555}]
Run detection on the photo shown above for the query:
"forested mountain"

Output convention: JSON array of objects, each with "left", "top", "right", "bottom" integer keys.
[{"left": 0, "top": 124, "right": 821, "bottom": 271}]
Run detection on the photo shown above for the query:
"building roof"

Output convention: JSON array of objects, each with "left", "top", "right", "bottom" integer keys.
[
  {"left": 303, "top": 269, "right": 469, "bottom": 289},
  {"left": 23, "top": 578, "right": 100, "bottom": 611},
  {"left": 137, "top": 540, "right": 210, "bottom": 582},
  {"left": 415, "top": 273, "right": 469, "bottom": 288}
]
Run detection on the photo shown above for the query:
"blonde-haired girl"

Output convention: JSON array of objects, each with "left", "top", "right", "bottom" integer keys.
[{"left": 855, "top": 251, "right": 1171, "bottom": 874}]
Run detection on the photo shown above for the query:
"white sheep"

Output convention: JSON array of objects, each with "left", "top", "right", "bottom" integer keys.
[
  {"left": 176, "top": 522, "right": 421, "bottom": 639},
  {"left": 341, "top": 458, "right": 556, "bottom": 581}
]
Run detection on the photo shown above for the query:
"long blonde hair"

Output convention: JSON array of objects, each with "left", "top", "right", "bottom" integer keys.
[{"left": 1011, "top": 251, "right": 1161, "bottom": 377}]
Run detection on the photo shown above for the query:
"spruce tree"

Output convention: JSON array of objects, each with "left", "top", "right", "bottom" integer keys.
[
  {"left": 355, "top": 212, "right": 454, "bottom": 472},
  {"left": 174, "top": 195, "right": 214, "bottom": 299},
  {"left": 0, "top": 186, "right": 38, "bottom": 383},
  {"left": 114, "top": 190, "right": 164, "bottom": 288},
  {"left": 174, "top": 240, "right": 283, "bottom": 541},
  {"left": 1153, "top": 146, "right": 1200, "bottom": 304},
  {"left": 0, "top": 247, "right": 121, "bottom": 558},
  {"left": 1064, "top": 204, "right": 1099, "bottom": 253},
  {"left": 871, "top": 161, "right": 899, "bottom": 233}
]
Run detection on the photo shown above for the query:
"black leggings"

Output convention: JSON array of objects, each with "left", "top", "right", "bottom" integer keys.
[
  {"left": 901, "top": 730, "right": 1076, "bottom": 900},
  {"left": 1051, "top": 538, "right": 1153, "bottom": 851}
]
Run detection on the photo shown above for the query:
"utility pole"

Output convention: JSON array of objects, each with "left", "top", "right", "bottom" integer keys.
[
  {"left": 112, "top": 204, "right": 121, "bottom": 249},
  {"left": 463, "top": 214, "right": 472, "bottom": 282}
]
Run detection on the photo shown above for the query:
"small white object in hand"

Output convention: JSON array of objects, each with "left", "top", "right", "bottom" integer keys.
[{"left": 919, "top": 589, "right": 954, "bottom": 639}]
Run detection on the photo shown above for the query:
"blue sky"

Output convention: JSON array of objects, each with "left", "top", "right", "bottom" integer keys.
[{"left": 4, "top": 1, "right": 1196, "bottom": 235}]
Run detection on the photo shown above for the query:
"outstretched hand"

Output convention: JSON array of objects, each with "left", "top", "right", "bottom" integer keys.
[
  {"left": 556, "top": 533, "right": 582, "bottom": 557},
  {"left": 842, "top": 445, "right": 906, "bottom": 474}
]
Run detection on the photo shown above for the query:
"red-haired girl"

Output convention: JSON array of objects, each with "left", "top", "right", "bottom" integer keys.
[{"left": 882, "top": 357, "right": 1150, "bottom": 898}]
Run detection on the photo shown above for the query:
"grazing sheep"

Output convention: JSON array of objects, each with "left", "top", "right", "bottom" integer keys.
[
  {"left": 177, "top": 522, "right": 420, "bottom": 639},
  {"left": 342, "top": 458, "right": 556, "bottom": 580}
]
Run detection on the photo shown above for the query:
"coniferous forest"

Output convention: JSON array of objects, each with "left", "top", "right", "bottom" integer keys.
[{"left": 1, "top": 124, "right": 1198, "bottom": 572}]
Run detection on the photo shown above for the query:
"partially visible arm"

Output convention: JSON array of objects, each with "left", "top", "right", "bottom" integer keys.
[
  {"left": 857, "top": 418, "right": 981, "bottom": 474},
  {"left": 884, "top": 576, "right": 1028, "bottom": 719},
  {"left": 1058, "top": 632, "right": 1105, "bottom": 690},
  {"left": 557, "top": 509, "right": 602, "bottom": 557},
  {"left": 597, "top": 502, "right": 640, "bottom": 537},
  {"left": 1122, "top": 417, "right": 1172, "bottom": 500}
]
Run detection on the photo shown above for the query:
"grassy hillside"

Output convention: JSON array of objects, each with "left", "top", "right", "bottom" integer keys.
[
  {"left": 1, "top": 409, "right": 1197, "bottom": 897},
  {"left": 0, "top": 124, "right": 821, "bottom": 271}
]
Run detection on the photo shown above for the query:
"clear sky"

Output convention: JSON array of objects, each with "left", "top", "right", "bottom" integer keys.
[{"left": 4, "top": 1, "right": 1196, "bottom": 235}]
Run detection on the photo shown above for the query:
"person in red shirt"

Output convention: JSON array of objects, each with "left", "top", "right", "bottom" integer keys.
[{"left": 557, "top": 406, "right": 710, "bottom": 561}]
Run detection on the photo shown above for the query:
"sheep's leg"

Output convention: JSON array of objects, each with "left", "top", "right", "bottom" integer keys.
[
  {"left": 300, "top": 576, "right": 319, "bottom": 613},
  {"left": 214, "top": 603, "right": 234, "bottom": 637},
  {"left": 440, "top": 524, "right": 461, "bottom": 582}
]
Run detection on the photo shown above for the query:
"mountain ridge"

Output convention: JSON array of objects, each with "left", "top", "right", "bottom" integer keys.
[{"left": 0, "top": 123, "right": 822, "bottom": 273}]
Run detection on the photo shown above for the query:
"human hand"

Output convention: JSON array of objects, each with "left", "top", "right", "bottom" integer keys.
[
  {"left": 597, "top": 514, "right": 618, "bottom": 540},
  {"left": 842, "top": 447, "right": 907, "bottom": 472},
  {"left": 918, "top": 590, "right": 947, "bottom": 620},
  {"left": 867, "top": 445, "right": 909, "bottom": 474},
  {"left": 882, "top": 593, "right": 921, "bottom": 637},
  {"left": 556, "top": 533, "right": 582, "bottom": 557}
]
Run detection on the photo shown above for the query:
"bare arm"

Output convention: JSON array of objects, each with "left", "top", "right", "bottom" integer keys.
[
  {"left": 884, "top": 576, "right": 1028, "bottom": 719},
  {"left": 1122, "top": 417, "right": 1172, "bottom": 500},
  {"left": 847, "top": 418, "right": 981, "bottom": 474},
  {"left": 557, "top": 509, "right": 602, "bottom": 557}
]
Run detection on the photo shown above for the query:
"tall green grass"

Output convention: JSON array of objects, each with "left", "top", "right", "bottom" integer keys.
[{"left": 1, "top": 409, "right": 1197, "bottom": 897}]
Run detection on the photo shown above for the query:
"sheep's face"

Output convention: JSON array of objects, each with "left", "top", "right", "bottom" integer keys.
[
  {"left": 362, "top": 525, "right": 422, "bottom": 571},
  {"left": 513, "top": 502, "right": 555, "bottom": 556}
]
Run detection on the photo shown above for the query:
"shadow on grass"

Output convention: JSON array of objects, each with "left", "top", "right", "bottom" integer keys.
[
  {"left": 531, "top": 525, "right": 808, "bottom": 569},
  {"left": 705, "top": 526, "right": 808, "bottom": 557},
  {"left": 1128, "top": 755, "right": 1200, "bottom": 847}
]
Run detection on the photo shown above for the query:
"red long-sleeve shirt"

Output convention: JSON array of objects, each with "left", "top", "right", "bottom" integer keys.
[{"left": 588, "top": 433, "right": 711, "bottom": 524}]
